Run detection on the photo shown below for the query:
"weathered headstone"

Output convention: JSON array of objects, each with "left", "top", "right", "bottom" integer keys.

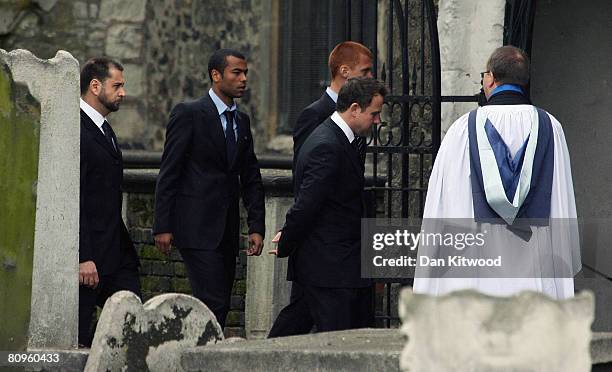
[
  {"left": 85, "top": 291, "right": 224, "bottom": 372},
  {"left": 0, "top": 49, "right": 80, "bottom": 350},
  {"left": 399, "top": 288, "right": 595, "bottom": 372}
]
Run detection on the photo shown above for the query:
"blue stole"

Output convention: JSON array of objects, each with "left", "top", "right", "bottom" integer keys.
[
  {"left": 468, "top": 105, "right": 554, "bottom": 222},
  {"left": 490, "top": 84, "right": 524, "bottom": 96}
]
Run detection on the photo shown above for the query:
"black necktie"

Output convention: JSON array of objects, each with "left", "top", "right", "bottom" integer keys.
[
  {"left": 223, "top": 110, "right": 237, "bottom": 164},
  {"left": 101, "top": 120, "right": 117, "bottom": 152},
  {"left": 352, "top": 136, "right": 367, "bottom": 166},
  {"left": 352, "top": 136, "right": 366, "bottom": 155}
]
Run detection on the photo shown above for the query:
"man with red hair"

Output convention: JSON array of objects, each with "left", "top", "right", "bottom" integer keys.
[{"left": 292, "top": 41, "right": 374, "bottom": 159}]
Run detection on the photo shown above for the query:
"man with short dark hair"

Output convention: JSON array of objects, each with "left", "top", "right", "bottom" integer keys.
[
  {"left": 79, "top": 57, "right": 141, "bottom": 346},
  {"left": 153, "top": 49, "right": 265, "bottom": 328},
  {"left": 413, "top": 46, "right": 581, "bottom": 299},
  {"left": 271, "top": 77, "right": 387, "bottom": 332},
  {"left": 267, "top": 41, "right": 374, "bottom": 338}
]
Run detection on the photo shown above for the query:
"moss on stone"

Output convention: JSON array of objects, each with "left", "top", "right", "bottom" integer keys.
[
  {"left": 232, "top": 280, "right": 246, "bottom": 296},
  {"left": 173, "top": 262, "right": 187, "bottom": 277},
  {"left": 0, "top": 64, "right": 40, "bottom": 350},
  {"left": 139, "top": 244, "right": 168, "bottom": 260},
  {"left": 225, "top": 311, "right": 245, "bottom": 327},
  {"left": 141, "top": 276, "right": 163, "bottom": 292},
  {"left": 170, "top": 277, "right": 191, "bottom": 294}
]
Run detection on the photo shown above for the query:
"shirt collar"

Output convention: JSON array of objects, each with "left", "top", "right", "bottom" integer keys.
[
  {"left": 79, "top": 98, "right": 107, "bottom": 129},
  {"left": 209, "top": 88, "right": 237, "bottom": 116},
  {"left": 330, "top": 111, "right": 355, "bottom": 143},
  {"left": 326, "top": 86, "right": 338, "bottom": 103}
]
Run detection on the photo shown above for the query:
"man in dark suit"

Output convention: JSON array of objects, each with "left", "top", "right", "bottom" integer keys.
[
  {"left": 271, "top": 78, "right": 387, "bottom": 333},
  {"left": 153, "top": 49, "right": 265, "bottom": 329},
  {"left": 79, "top": 57, "right": 141, "bottom": 347},
  {"left": 268, "top": 41, "right": 374, "bottom": 338}
]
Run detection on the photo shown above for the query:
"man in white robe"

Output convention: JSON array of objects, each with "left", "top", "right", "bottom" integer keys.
[{"left": 413, "top": 46, "right": 580, "bottom": 299}]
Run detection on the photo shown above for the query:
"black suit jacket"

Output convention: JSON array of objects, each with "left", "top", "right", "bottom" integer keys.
[
  {"left": 279, "top": 118, "right": 370, "bottom": 288},
  {"left": 80, "top": 110, "right": 137, "bottom": 276},
  {"left": 153, "top": 94, "right": 265, "bottom": 251},
  {"left": 292, "top": 92, "right": 336, "bottom": 165}
]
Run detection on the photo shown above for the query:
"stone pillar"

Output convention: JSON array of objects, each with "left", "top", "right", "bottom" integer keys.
[
  {"left": 399, "top": 288, "right": 595, "bottom": 372},
  {"left": 245, "top": 176, "right": 293, "bottom": 339},
  {"left": 0, "top": 49, "right": 80, "bottom": 349},
  {"left": 437, "top": 0, "right": 505, "bottom": 134}
]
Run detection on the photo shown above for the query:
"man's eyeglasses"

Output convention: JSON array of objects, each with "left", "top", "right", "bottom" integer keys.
[{"left": 480, "top": 71, "right": 490, "bottom": 79}]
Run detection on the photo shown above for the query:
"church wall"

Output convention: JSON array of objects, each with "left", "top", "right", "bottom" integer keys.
[
  {"left": 531, "top": 0, "right": 612, "bottom": 221},
  {"left": 0, "top": 0, "right": 273, "bottom": 152},
  {"left": 530, "top": 0, "right": 612, "bottom": 332},
  {"left": 436, "top": 0, "right": 505, "bottom": 135}
]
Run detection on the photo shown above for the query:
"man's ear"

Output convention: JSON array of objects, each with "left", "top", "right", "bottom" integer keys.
[
  {"left": 349, "top": 102, "right": 361, "bottom": 117},
  {"left": 89, "top": 79, "right": 101, "bottom": 96},
  {"left": 211, "top": 69, "right": 222, "bottom": 83},
  {"left": 340, "top": 64, "right": 350, "bottom": 78},
  {"left": 488, "top": 72, "right": 497, "bottom": 88}
]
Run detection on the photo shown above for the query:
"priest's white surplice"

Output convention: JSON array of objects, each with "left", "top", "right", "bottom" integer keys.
[{"left": 412, "top": 104, "right": 580, "bottom": 299}]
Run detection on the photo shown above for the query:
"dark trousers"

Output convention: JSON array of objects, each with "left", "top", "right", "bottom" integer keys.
[
  {"left": 270, "top": 282, "right": 373, "bottom": 336},
  {"left": 78, "top": 257, "right": 141, "bottom": 347},
  {"left": 179, "top": 242, "right": 237, "bottom": 329},
  {"left": 268, "top": 282, "right": 314, "bottom": 338},
  {"left": 303, "top": 284, "right": 373, "bottom": 332}
]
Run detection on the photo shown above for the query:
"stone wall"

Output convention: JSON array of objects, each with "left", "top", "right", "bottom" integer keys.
[
  {"left": 144, "top": 0, "right": 267, "bottom": 150},
  {"left": 437, "top": 0, "right": 505, "bottom": 133},
  {"left": 0, "top": 0, "right": 271, "bottom": 151},
  {"left": 126, "top": 192, "right": 248, "bottom": 338}
]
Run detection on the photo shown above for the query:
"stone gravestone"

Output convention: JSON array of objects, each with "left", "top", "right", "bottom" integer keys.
[
  {"left": 399, "top": 288, "right": 594, "bottom": 372},
  {"left": 85, "top": 291, "right": 224, "bottom": 372},
  {"left": 0, "top": 49, "right": 80, "bottom": 350}
]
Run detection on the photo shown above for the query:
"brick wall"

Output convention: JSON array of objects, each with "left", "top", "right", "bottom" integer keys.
[{"left": 126, "top": 193, "right": 248, "bottom": 338}]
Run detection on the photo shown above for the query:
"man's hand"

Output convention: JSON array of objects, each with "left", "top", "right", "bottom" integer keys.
[
  {"left": 247, "top": 233, "right": 264, "bottom": 256},
  {"left": 268, "top": 231, "right": 282, "bottom": 256},
  {"left": 155, "top": 232, "right": 174, "bottom": 255},
  {"left": 79, "top": 260, "right": 99, "bottom": 288}
]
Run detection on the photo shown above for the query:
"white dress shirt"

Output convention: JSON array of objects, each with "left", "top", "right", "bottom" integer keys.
[
  {"left": 326, "top": 86, "right": 338, "bottom": 103},
  {"left": 80, "top": 98, "right": 107, "bottom": 135},
  {"left": 209, "top": 88, "right": 238, "bottom": 140},
  {"left": 80, "top": 98, "right": 117, "bottom": 149},
  {"left": 330, "top": 111, "right": 355, "bottom": 143}
]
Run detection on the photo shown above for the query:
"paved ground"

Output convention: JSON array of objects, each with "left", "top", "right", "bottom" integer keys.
[
  {"left": 180, "top": 328, "right": 612, "bottom": 372},
  {"left": 181, "top": 328, "right": 404, "bottom": 372}
]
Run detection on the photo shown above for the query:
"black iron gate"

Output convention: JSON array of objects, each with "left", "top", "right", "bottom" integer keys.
[{"left": 343, "top": 0, "right": 481, "bottom": 327}]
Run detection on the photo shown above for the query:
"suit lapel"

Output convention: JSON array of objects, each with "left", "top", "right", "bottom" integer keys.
[
  {"left": 108, "top": 124, "right": 122, "bottom": 160},
  {"left": 200, "top": 96, "right": 228, "bottom": 166},
  {"left": 80, "top": 110, "right": 119, "bottom": 159},
  {"left": 327, "top": 119, "right": 363, "bottom": 177},
  {"left": 321, "top": 92, "right": 336, "bottom": 115},
  {"left": 230, "top": 112, "right": 249, "bottom": 170}
]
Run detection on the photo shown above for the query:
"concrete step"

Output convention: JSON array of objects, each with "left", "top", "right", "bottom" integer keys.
[
  {"left": 181, "top": 329, "right": 403, "bottom": 372},
  {"left": 181, "top": 328, "right": 612, "bottom": 372}
]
